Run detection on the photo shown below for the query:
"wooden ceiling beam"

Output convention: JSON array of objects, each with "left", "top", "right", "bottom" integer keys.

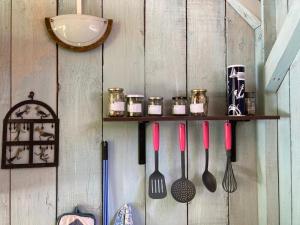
[{"left": 265, "top": 2, "right": 300, "bottom": 92}]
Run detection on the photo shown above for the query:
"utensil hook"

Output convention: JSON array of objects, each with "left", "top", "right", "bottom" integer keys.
[{"left": 77, "top": 0, "right": 82, "bottom": 14}]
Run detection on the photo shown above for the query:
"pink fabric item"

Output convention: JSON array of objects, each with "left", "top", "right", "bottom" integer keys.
[{"left": 59, "top": 215, "right": 94, "bottom": 225}]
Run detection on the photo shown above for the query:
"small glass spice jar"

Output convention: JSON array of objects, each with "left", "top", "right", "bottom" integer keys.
[
  {"left": 172, "top": 96, "right": 188, "bottom": 115},
  {"left": 245, "top": 92, "right": 256, "bottom": 115},
  {"left": 190, "top": 89, "right": 208, "bottom": 116},
  {"left": 148, "top": 97, "right": 163, "bottom": 116},
  {"left": 126, "top": 95, "right": 144, "bottom": 117},
  {"left": 108, "top": 88, "right": 125, "bottom": 117}
]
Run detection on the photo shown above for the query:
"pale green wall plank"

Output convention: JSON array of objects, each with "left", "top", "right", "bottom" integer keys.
[
  {"left": 145, "top": 0, "right": 187, "bottom": 224},
  {"left": 290, "top": 51, "right": 300, "bottom": 225},
  {"left": 10, "top": 0, "right": 57, "bottom": 224},
  {"left": 278, "top": 72, "right": 292, "bottom": 225},
  {"left": 276, "top": 0, "right": 288, "bottom": 34},
  {"left": 262, "top": 0, "right": 277, "bottom": 61},
  {"left": 57, "top": 0, "right": 102, "bottom": 219},
  {"left": 187, "top": 0, "right": 227, "bottom": 224},
  {"left": 103, "top": 0, "right": 145, "bottom": 224},
  {"left": 276, "top": 1, "right": 291, "bottom": 225},
  {"left": 0, "top": 0, "right": 11, "bottom": 224},
  {"left": 227, "top": 4, "right": 258, "bottom": 225},
  {"left": 258, "top": 1, "right": 279, "bottom": 225}
]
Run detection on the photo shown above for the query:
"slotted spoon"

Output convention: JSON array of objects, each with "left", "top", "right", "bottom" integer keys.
[
  {"left": 149, "top": 122, "right": 167, "bottom": 199},
  {"left": 171, "top": 123, "right": 196, "bottom": 203}
]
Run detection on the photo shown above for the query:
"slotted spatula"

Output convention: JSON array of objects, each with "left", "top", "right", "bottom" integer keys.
[{"left": 149, "top": 122, "right": 167, "bottom": 199}]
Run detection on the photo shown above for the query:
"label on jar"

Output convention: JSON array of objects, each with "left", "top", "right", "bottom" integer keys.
[
  {"left": 190, "top": 103, "right": 204, "bottom": 113},
  {"left": 110, "top": 102, "right": 125, "bottom": 111},
  {"left": 148, "top": 105, "right": 162, "bottom": 115},
  {"left": 128, "top": 103, "right": 142, "bottom": 113},
  {"left": 172, "top": 105, "right": 186, "bottom": 115}
]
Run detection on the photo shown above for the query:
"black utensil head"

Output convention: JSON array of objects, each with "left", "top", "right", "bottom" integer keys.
[
  {"left": 202, "top": 171, "right": 217, "bottom": 192},
  {"left": 222, "top": 156, "right": 237, "bottom": 193},
  {"left": 171, "top": 178, "right": 196, "bottom": 203},
  {"left": 149, "top": 171, "right": 167, "bottom": 199}
]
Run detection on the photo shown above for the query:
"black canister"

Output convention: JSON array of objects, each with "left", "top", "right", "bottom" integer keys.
[{"left": 227, "top": 65, "right": 245, "bottom": 116}]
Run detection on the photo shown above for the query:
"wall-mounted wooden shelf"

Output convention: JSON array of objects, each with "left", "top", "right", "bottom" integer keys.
[
  {"left": 104, "top": 115, "right": 280, "bottom": 164},
  {"left": 104, "top": 115, "right": 280, "bottom": 122}
]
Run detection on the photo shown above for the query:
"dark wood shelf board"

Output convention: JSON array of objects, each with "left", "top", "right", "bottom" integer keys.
[
  {"left": 103, "top": 115, "right": 280, "bottom": 122},
  {"left": 4, "top": 140, "right": 55, "bottom": 146}
]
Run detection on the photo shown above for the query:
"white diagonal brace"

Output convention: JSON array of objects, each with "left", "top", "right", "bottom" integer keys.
[
  {"left": 227, "top": 0, "right": 261, "bottom": 29},
  {"left": 265, "top": 1, "right": 300, "bottom": 92}
]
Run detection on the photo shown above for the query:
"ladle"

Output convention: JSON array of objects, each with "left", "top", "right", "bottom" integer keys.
[{"left": 202, "top": 121, "right": 217, "bottom": 192}]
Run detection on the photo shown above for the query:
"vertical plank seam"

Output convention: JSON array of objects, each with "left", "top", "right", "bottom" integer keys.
[
  {"left": 276, "top": 78, "right": 280, "bottom": 225},
  {"left": 55, "top": 0, "right": 59, "bottom": 221},
  {"left": 276, "top": 84, "right": 281, "bottom": 225},
  {"left": 143, "top": 0, "right": 147, "bottom": 225},
  {"left": 185, "top": 0, "right": 189, "bottom": 224},
  {"left": 9, "top": 0, "right": 13, "bottom": 224},
  {"left": 101, "top": 0, "right": 104, "bottom": 224},
  {"left": 288, "top": 69, "right": 293, "bottom": 225},
  {"left": 224, "top": 1, "right": 230, "bottom": 225},
  {"left": 143, "top": 0, "right": 146, "bottom": 224}
]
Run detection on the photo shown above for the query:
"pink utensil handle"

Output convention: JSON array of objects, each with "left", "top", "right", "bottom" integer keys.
[
  {"left": 224, "top": 122, "right": 232, "bottom": 151},
  {"left": 202, "top": 121, "right": 209, "bottom": 150},
  {"left": 179, "top": 123, "right": 186, "bottom": 152},
  {"left": 152, "top": 122, "right": 159, "bottom": 151}
]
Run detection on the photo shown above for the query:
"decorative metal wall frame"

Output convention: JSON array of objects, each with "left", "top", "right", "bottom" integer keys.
[{"left": 1, "top": 92, "right": 59, "bottom": 169}]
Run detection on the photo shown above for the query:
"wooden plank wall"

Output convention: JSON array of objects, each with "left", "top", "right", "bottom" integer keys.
[
  {"left": 226, "top": 4, "right": 258, "bottom": 225},
  {"left": 0, "top": 0, "right": 261, "bottom": 224},
  {"left": 276, "top": 2, "right": 291, "bottom": 225},
  {"left": 188, "top": 1, "right": 227, "bottom": 225},
  {"left": 0, "top": 1, "right": 11, "bottom": 225},
  {"left": 290, "top": 51, "right": 300, "bottom": 225},
  {"left": 57, "top": 0, "right": 102, "bottom": 220},
  {"left": 276, "top": 0, "right": 300, "bottom": 223},
  {"left": 276, "top": 0, "right": 299, "bottom": 225},
  {"left": 103, "top": 0, "right": 145, "bottom": 223},
  {"left": 257, "top": 0, "right": 279, "bottom": 225},
  {"left": 10, "top": 1, "right": 57, "bottom": 225},
  {"left": 145, "top": 0, "right": 186, "bottom": 224}
]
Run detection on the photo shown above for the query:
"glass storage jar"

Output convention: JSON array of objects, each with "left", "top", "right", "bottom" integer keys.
[
  {"left": 190, "top": 89, "right": 208, "bottom": 116},
  {"left": 126, "top": 95, "right": 144, "bottom": 117},
  {"left": 148, "top": 97, "right": 163, "bottom": 116},
  {"left": 108, "top": 88, "right": 125, "bottom": 117},
  {"left": 245, "top": 92, "right": 256, "bottom": 115},
  {"left": 172, "top": 97, "right": 188, "bottom": 115}
]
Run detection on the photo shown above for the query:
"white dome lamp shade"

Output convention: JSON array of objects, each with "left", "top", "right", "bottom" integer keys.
[{"left": 45, "top": 0, "right": 113, "bottom": 52}]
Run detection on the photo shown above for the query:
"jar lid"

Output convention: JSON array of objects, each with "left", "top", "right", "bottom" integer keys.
[
  {"left": 126, "top": 94, "right": 144, "bottom": 98},
  {"left": 172, "top": 96, "right": 187, "bottom": 100},
  {"left": 245, "top": 92, "right": 256, "bottom": 98},
  {"left": 148, "top": 97, "right": 163, "bottom": 100},
  {"left": 108, "top": 87, "right": 123, "bottom": 92},
  {"left": 227, "top": 64, "right": 245, "bottom": 68},
  {"left": 191, "top": 89, "right": 207, "bottom": 93}
]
